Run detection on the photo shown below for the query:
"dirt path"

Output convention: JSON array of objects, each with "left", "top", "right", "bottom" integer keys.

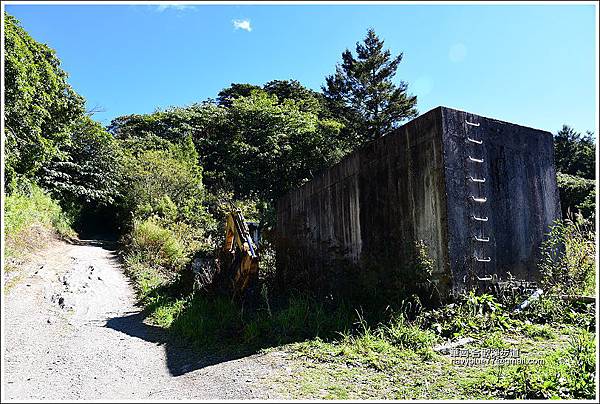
[{"left": 2, "top": 238, "right": 288, "bottom": 400}]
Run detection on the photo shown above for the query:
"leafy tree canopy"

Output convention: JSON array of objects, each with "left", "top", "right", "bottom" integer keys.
[
  {"left": 217, "top": 83, "right": 262, "bottom": 107},
  {"left": 109, "top": 91, "right": 344, "bottom": 211},
  {"left": 38, "top": 115, "right": 123, "bottom": 209},
  {"left": 554, "top": 125, "right": 595, "bottom": 180},
  {"left": 4, "top": 13, "right": 85, "bottom": 189}
]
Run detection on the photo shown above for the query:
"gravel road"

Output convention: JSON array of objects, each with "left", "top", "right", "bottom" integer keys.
[{"left": 2, "top": 238, "right": 287, "bottom": 400}]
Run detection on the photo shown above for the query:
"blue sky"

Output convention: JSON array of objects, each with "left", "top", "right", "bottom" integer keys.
[{"left": 5, "top": 3, "right": 598, "bottom": 135}]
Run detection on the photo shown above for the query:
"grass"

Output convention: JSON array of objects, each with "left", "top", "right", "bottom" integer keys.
[
  {"left": 3, "top": 182, "right": 76, "bottom": 291},
  {"left": 521, "top": 323, "right": 557, "bottom": 341},
  {"left": 273, "top": 300, "right": 595, "bottom": 400},
  {"left": 119, "top": 215, "right": 596, "bottom": 400},
  {"left": 4, "top": 183, "right": 75, "bottom": 252}
]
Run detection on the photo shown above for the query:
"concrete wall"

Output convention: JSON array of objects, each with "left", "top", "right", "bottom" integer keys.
[
  {"left": 441, "top": 108, "right": 561, "bottom": 292},
  {"left": 275, "top": 106, "right": 560, "bottom": 299}
]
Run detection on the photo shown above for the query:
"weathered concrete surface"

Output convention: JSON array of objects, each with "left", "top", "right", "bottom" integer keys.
[
  {"left": 441, "top": 108, "right": 561, "bottom": 293},
  {"left": 276, "top": 106, "right": 560, "bottom": 300}
]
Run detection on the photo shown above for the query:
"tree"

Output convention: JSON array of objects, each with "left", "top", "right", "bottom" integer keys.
[
  {"left": 263, "top": 80, "right": 325, "bottom": 115},
  {"left": 107, "top": 91, "right": 345, "bottom": 207},
  {"left": 223, "top": 91, "right": 343, "bottom": 202},
  {"left": 38, "top": 116, "right": 123, "bottom": 209},
  {"left": 323, "top": 28, "right": 417, "bottom": 146},
  {"left": 4, "top": 13, "right": 85, "bottom": 189},
  {"left": 217, "top": 83, "right": 262, "bottom": 107},
  {"left": 553, "top": 125, "right": 595, "bottom": 180}
]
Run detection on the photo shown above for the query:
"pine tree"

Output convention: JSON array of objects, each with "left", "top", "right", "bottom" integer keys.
[{"left": 323, "top": 28, "right": 418, "bottom": 145}]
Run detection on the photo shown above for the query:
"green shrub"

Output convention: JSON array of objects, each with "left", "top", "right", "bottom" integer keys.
[
  {"left": 480, "top": 331, "right": 509, "bottom": 348},
  {"left": 557, "top": 173, "right": 596, "bottom": 220},
  {"left": 131, "top": 217, "right": 185, "bottom": 270},
  {"left": 539, "top": 217, "right": 595, "bottom": 296},
  {"left": 4, "top": 182, "right": 75, "bottom": 251},
  {"left": 521, "top": 323, "right": 556, "bottom": 340},
  {"left": 383, "top": 314, "right": 438, "bottom": 352},
  {"left": 421, "top": 292, "right": 511, "bottom": 338},
  {"left": 493, "top": 330, "right": 596, "bottom": 399}
]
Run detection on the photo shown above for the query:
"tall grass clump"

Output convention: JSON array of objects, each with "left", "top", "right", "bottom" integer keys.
[
  {"left": 489, "top": 330, "right": 596, "bottom": 399},
  {"left": 4, "top": 182, "right": 75, "bottom": 257},
  {"left": 130, "top": 217, "right": 186, "bottom": 271},
  {"left": 539, "top": 215, "right": 596, "bottom": 296}
]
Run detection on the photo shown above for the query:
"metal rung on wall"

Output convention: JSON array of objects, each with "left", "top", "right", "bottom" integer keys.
[
  {"left": 467, "top": 137, "right": 483, "bottom": 144},
  {"left": 470, "top": 196, "right": 488, "bottom": 203},
  {"left": 466, "top": 121, "right": 480, "bottom": 127},
  {"left": 468, "top": 156, "right": 484, "bottom": 163},
  {"left": 468, "top": 176, "right": 486, "bottom": 183},
  {"left": 474, "top": 256, "right": 491, "bottom": 263},
  {"left": 472, "top": 215, "right": 489, "bottom": 222},
  {"left": 473, "top": 236, "right": 490, "bottom": 242}
]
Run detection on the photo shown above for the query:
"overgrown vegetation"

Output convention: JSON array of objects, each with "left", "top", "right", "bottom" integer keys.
[
  {"left": 2, "top": 12, "right": 596, "bottom": 400},
  {"left": 4, "top": 182, "right": 75, "bottom": 259},
  {"left": 553, "top": 125, "right": 596, "bottom": 221}
]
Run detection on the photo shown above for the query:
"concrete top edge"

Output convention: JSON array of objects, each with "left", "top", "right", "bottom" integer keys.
[
  {"left": 277, "top": 105, "right": 554, "bottom": 204},
  {"left": 435, "top": 106, "right": 553, "bottom": 135}
]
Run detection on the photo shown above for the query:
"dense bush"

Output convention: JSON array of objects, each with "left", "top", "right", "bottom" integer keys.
[
  {"left": 4, "top": 182, "right": 75, "bottom": 255},
  {"left": 538, "top": 216, "right": 596, "bottom": 296},
  {"left": 118, "top": 134, "right": 216, "bottom": 282},
  {"left": 4, "top": 13, "right": 85, "bottom": 188},
  {"left": 130, "top": 217, "right": 186, "bottom": 271},
  {"left": 556, "top": 172, "right": 596, "bottom": 220}
]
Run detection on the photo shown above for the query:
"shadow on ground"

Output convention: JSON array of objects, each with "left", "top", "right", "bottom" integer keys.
[
  {"left": 105, "top": 311, "right": 251, "bottom": 376},
  {"left": 74, "top": 237, "right": 250, "bottom": 377}
]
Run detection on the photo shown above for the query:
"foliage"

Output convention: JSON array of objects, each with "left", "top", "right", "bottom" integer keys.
[
  {"left": 119, "top": 134, "right": 216, "bottom": 276},
  {"left": 263, "top": 79, "right": 327, "bottom": 115},
  {"left": 323, "top": 28, "right": 418, "bottom": 146},
  {"left": 556, "top": 172, "right": 596, "bottom": 220},
  {"left": 223, "top": 91, "right": 344, "bottom": 202},
  {"left": 554, "top": 125, "right": 595, "bottom": 180},
  {"left": 130, "top": 217, "right": 186, "bottom": 271},
  {"left": 421, "top": 292, "right": 512, "bottom": 339},
  {"left": 538, "top": 217, "right": 596, "bottom": 296},
  {"left": 120, "top": 135, "right": 212, "bottom": 226},
  {"left": 110, "top": 92, "right": 344, "bottom": 208},
  {"left": 218, "top": 80, "right": 327, "bottom": 116},
  {"left": 216, "top": 83, "right": 262, "bottom": 107},
  {"left": 4, "top": 181, "right": 75, "bottom": 251},
  {"left": 141, "top": 293, "right": 356, "bottom": 352},
  {"left": 4, "top": 13, "right": 85, "bottom": 188},
  {"left": 490, "top": 330, "right": 596, "bottom": 399},
  {"left": 38, "top": 115, "right": 123, "bottom": 209},
  {"left": 520, "top": 323, "right": 556, "bottom": 340}
]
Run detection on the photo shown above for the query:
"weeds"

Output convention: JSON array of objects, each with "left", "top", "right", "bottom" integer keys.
[
  {"left": 539, "top": 215, "right": 596, "bottom": 296},
  {"left": 4, "top": 182, "right": 76, "bottom": 263},
  {"left": 4, "top": 182, "right": 75, "bottom": 245},
  {"left": 130, "top": 217, "right": 186, "bottom": 270},
  {"left": 521, "top": 323, "right": 557, "bottom": 341},
  {"left": 118, "top": 216, "right": 596, "bottom": 400},
  {"left": 421, "top": 292, "right": 512, "bottom": 339},
  {"left": 486, "top": 330, "right": 596, "bottom": 399}
]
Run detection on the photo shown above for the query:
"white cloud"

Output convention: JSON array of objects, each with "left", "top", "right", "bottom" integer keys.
[
  {"left": 155, "top": 4, "right": 195, "bottom": 13},
  {"left": 233, "top": 19, "right": 252, "bottom": 32}
]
